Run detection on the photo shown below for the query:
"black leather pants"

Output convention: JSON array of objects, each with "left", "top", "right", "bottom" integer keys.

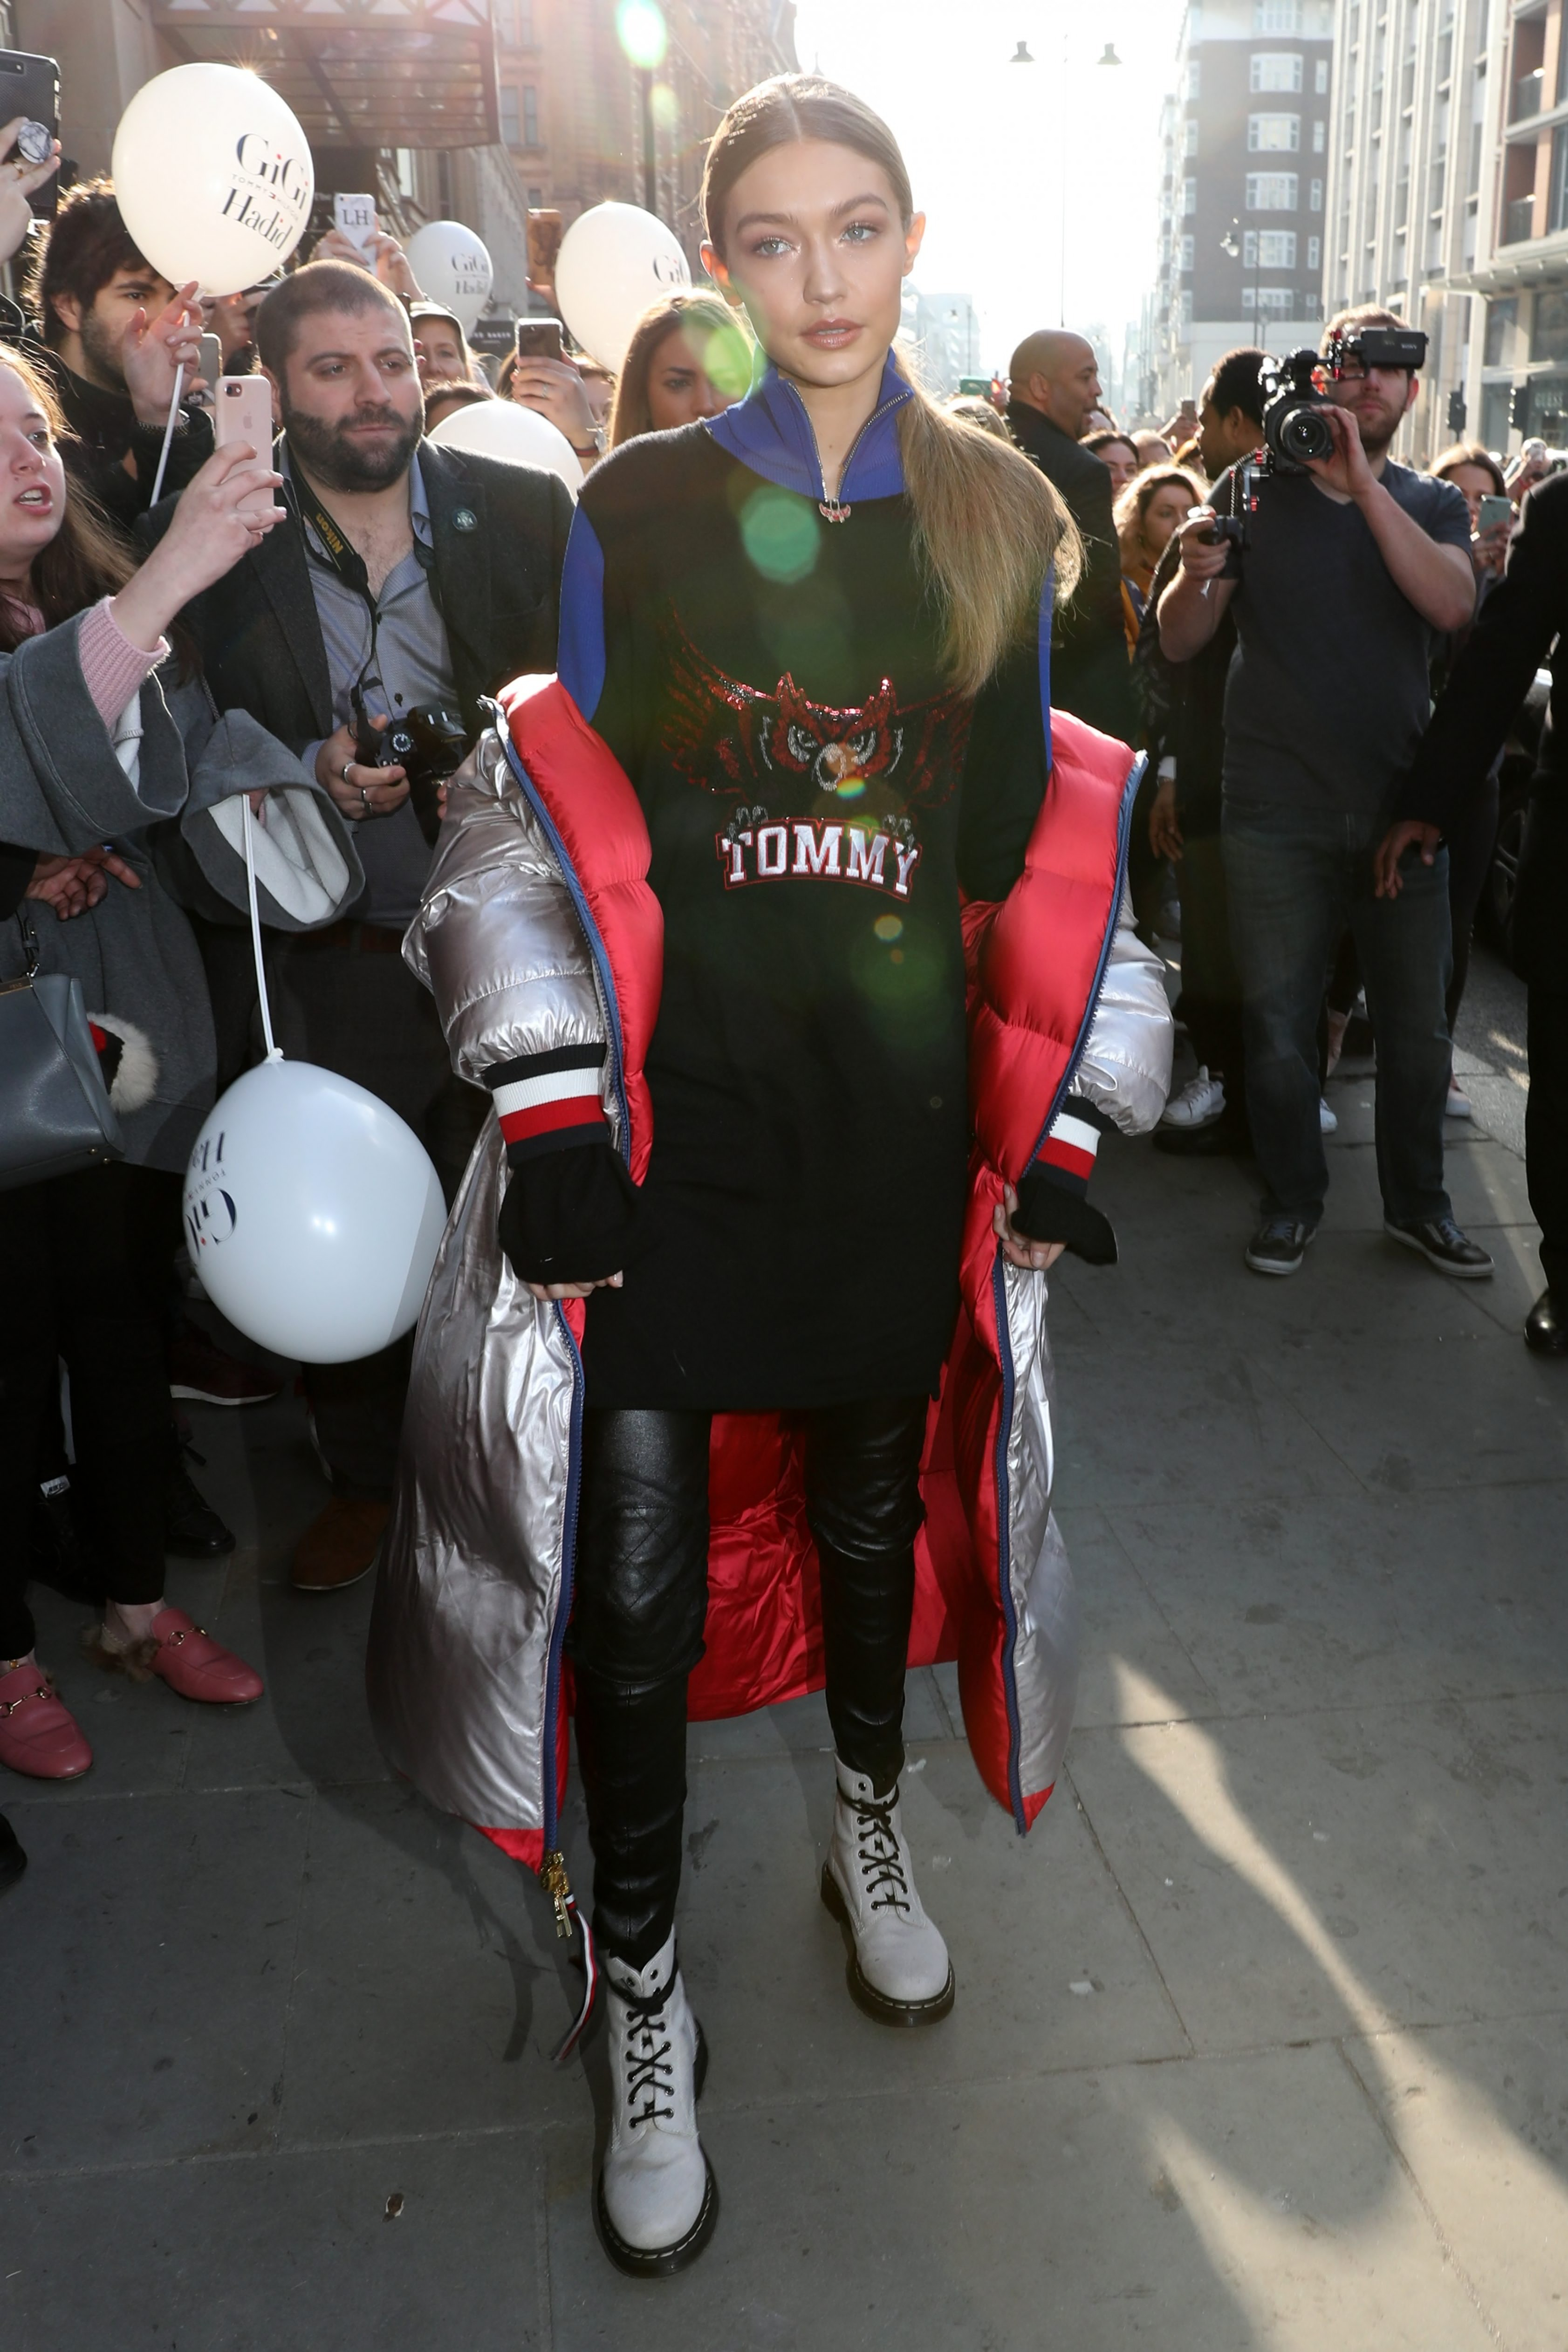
[{"left": 568, "top": 1396, "right": 928, "bottom": 1966}]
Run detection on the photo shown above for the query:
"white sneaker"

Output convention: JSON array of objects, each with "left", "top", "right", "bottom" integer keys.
[
  {"left": 821, "top": 1757, "right": 955, "bottom": 2025},
  {"left": 1447, "top": 1076, "right": 1472, "bottom": 1118},
  {"left": 1319, "top": 1096, "right": 1338, "bottom": 1134},
  {"left": 1160, "top": 1067, "right": 1227, "bottom": 1130},
  {"left": 596, "top": 1930, "right": 717, "bottom": 2277}
]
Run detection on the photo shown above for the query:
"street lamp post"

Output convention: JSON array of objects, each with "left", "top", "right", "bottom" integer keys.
[{"left": 1011, "top": 27, "right": 1122, "bottom": 328}]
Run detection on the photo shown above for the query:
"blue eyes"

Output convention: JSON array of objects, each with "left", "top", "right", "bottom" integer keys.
[{"left": 747, "top": 220, "right": 883, "bottom": 260}]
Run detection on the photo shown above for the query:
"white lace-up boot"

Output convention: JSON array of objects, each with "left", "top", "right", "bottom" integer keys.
[
  {"left": 820, "top": 1756, "right": 955, "bottom": 2025},
  {"left": 596, "top": 1928, "right": 718, "bottom": 2277}
]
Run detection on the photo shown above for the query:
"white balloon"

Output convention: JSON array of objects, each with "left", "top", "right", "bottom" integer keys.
[
  {"left": 405, "top": 220, "right": 494, "bottom": 332},
  {"left": 428, "top": 397, "right": 582, "bottom": 494},
  {"left": 555, "top": 202, "right": 690, "bottom": 372},
  {"left": 111, "top": 64, "right": 313, "bottom": 297},
  {"left": 183, "top": 1060, "right": 446, "bottom": 1364}
]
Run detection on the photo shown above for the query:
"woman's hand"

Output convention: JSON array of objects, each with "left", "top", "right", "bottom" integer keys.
[
  {"left": 509, "top": 356, "right": 599, "bottom": 452},
  {"left": 1149, "top": 774, "right": 1184, "bottom": 861},
  {"left": 110, "top": 442, "right": 284, "bottom": 650},
  {"left": 315, "top": 716, "right": 410, "bottom": 822},
  {"left": 121, "top": 280, "right": 205, "bottom": 427},
  {"left": 994, "top": 1183, "right": 1066, "bottom": 1273},
  {"left": 0, "top": 118, "right": 59, "bottom": 267},
  {"left": 26, "top": 846, "right": 141, "bottom": 920},
  {"left": 523, "top": 1271, "right": 624, "bottom": 1302},
  {"left": 1472, "top": 518, "right": 1511, "bottom": 577}
]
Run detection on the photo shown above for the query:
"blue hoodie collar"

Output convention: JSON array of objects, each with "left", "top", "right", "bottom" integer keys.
[{"left": 706, "top": 354, "right": 911, "bottom": 503}]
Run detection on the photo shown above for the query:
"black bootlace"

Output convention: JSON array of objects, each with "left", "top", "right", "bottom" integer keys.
[
  {"left": 620, "top": 1987, "right": 675, "bottom": 2127},
  {"left": 852, "top": 1791, "right": 911, "bottom": 1917}
]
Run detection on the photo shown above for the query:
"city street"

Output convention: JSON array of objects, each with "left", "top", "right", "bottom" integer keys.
[{"left": 5, "top": 947, "right": 1566, "bottom": 2351}]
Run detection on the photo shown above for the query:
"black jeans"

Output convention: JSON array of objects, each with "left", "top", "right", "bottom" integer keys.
[
  {"left": 569, "top": 1396, "right": 929, "bottom": 1966},
  {"left": 0, "top": 1164, "right": 175, "bottom": 1658}
]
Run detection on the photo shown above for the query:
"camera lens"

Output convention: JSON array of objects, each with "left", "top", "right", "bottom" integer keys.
[{"left": 1281, "top": 404, "right": 1335, "bottom": 465}]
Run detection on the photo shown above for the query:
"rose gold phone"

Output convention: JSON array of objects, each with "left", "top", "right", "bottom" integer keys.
[{"left": 214, "top": 376, "right": 277, "bottom": 519}]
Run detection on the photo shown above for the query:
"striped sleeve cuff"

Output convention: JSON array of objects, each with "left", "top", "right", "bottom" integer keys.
[
  {"left": 1031, "top": 1099, "right": 1114, "bottom": 1197},
  {"left": 485, "top": 1043, "right": 608, "bottom": 1162}
]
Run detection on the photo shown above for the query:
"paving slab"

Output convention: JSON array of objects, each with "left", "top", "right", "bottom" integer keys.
[
  {"left": 1067, "top": 1690, "right": 1568, "bottom": 2052},
  {"left": 1054, "top": 1505, "right": 1220, "bottom": 1730},
  {"left": 542, "top": 2047, "right": 1494, "bottom": 2352},
  {"left": 2, "top": 2134, "right": 548, "bottom": 2352},
  {"left": 1102, "top": 1483, "right": 1568, "bottom": 1716},
  {"left": 1, "top": 1789, "right": 310, "bottom": 2171},
  {"left": 279, "top": 1784, "right": 586, "bottom": 2143},
  {"left": 1342, "top": 2014, "right": 1568, "bottom": 2350}
]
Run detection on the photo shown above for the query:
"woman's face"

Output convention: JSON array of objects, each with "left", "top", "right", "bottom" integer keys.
[
  {"left": 1096, "top": 438, "right": 1139, "bottom": 497},
  {"left": 701, "top": 138, "right": 923, "bottom": 392},
  {"left": 0, "top": 367, "right": 65, "bottom": 579},
  {"left": 1141, "top": 481, "right": 1192, "bottom": 560},
  {"left": 1445, "top": 461, "right": 1497, "bottom": 530},
  {"left": 645, "top": 325, "right": 732, "bottom": 430}
]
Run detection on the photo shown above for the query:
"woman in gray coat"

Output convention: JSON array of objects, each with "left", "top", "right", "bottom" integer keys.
[{"left": 0, "top": 343, "right": 360, "bottom": 1789}]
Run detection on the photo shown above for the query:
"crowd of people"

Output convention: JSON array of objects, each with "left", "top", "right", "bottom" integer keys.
[{"left": 2, "top": 62, "right": 1563, "bottom": 2287}]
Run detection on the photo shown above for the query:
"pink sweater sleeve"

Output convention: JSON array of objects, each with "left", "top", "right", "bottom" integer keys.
[{"left": 77, "top": 597, "right": 168, "bottom": 728}]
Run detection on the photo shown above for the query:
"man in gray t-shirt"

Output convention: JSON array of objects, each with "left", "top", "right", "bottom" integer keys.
[{"left": 1157, "top": 307, "right": 1493, "bottom": 1284}]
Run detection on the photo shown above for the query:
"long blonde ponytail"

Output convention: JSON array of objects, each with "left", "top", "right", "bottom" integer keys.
[
  {"left": 896, "top": 368, "right": 1081, "bottom": 699},
  {"left": 703, "top": 75, "right": 1081, "bottom": 701}
]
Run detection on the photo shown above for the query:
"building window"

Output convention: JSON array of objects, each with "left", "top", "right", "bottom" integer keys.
[
  {"left": 1254, "top": 0, "right": 1302, "bottom": 29},
  {"left": 1307, "top": 233, "right": 1321, "bottom": 267},
  {"left": 1258, "top": 228, "right": 1298, "bottom": 265},
  {"left": 1182, "top": 176, "right": 1197, "bottom": 214},
  {"left": 1179, "top": 288, "right": 1193, "bottom": 331},
  {"left": 499, "top": 84, "right": 520, "bottom": 146},
  {"left": 1251, "top": 52, "right": 1303, "bottom": 91},
  {"left": 1246, "top": 171, "right": 1299, "bottom": 208},
  {"left": 1181, "top": 233, "right": 1196, "bottom": 269},
  {"left": 1313, "top": 119, "right": 1326, "bottom": 152},
  {"left": 1484, "top": 295, "right": 1518, "bottom": 366},
  {"left": 1315, "top": 58, "right": 1329, "bottom": 94},
  {"left": 1187, "top": 57, "right": 1202, "bottom": 99},
  {"left": 1249, "top": 113, "right": 1301, "bottom": 150},
  {"left": 1185, "top": 118, "right": 1199, "bottom": 156},
  {"left": 522, "top": 84, "right": 541, "bottom": 148},
  {"left": 1310, "top": 177, "right": 1324, "bottom": 210},
  {"left": 496, "top": 0, "right": 519, "bottom": 43},
  {"left": 1534, "top": 290, "right": 1568, "bottom": 363}
]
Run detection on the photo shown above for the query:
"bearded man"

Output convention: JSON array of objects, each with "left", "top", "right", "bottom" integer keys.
[{"left": 143, "top": 262, "right": 573, "bottom": 1588}]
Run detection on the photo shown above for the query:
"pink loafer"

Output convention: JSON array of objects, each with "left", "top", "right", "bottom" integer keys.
[
  {"left": 146, "top": 1608, "right": 264, "bottom": 1706},
  {"left": 0, "top": 1661, "right": 93, "bottom": 1779}
]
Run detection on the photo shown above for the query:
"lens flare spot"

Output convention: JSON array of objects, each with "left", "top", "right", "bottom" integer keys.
[
  {"left": 693, "top": 316, "right": 753, "bottom": 399},
  {"left": 890, "top": 948, "right": 904, "bottom": 964},
  {"left": 739, "top": 485, "right": 820, "bottom": 583},
  {"left": 650, "top": 80, "right": 678, "bottom": 130},
  {"left": 873, "top": 914, "right": 903, "bottom": 942},
  {"left": 615, "top": 0, "right": 668, "bottom": 69}
]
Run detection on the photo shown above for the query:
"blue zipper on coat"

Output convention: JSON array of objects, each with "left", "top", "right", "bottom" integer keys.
[
  {"left": 774, "top": 373, "right": 908, "bottom": 505},
  {"left": 1023, "top": 750, "right": 1143, "bottom": 1169},
  {"left": 495, "top": 724, "right": 634, "bottom": 1889},
  {"left": 990, "top": 1250, "right": 1027, "bottom": 1833}
]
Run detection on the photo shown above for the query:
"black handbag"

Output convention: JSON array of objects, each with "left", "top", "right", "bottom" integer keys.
[{"left": 0, "top": 911, "right": 125, "bottom": 1191}]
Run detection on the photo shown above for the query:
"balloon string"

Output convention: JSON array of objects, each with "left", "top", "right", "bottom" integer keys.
[
  {"left": 240, "top": 792, "right": 281, "bottom": 1062},
  {"left": 148, "top": 362, "right": 186, "bottom": 507}
]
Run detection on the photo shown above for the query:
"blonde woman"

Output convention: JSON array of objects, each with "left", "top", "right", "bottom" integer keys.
[
  {"left": 370, "top": 73, "right": 1170, "bottom": 2275},
  {"left": 1115, "top": 464, "right": 1205, "bottom": 652}
]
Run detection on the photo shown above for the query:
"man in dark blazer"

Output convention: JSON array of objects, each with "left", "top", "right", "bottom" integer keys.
[
  {"left": 1005, "top": 328, "right": 1136, "bottom": 744},
  {"left": 145, "top": 261, "right": 573, "bottom": 1585},
  {"left": 1376, "top": 471, "right": 1568, "bottom": 1356}
]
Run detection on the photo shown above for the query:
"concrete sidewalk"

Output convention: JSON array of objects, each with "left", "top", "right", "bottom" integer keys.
[{"left": 5, "top": 1064, "right": 1567, "bottom": 2350}]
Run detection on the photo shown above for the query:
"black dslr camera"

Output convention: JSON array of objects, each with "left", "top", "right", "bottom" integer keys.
[
  {"left": 358, "top": 701, "right": 471, "bottom": 843},
  {"left": 1259, "top": 325, "right": 1429, "bottom": 476}
]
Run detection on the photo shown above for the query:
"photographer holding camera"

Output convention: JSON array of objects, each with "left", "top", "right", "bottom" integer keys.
[
  {"left": 1158, "top": 306, "right": 1487, "bottom": 1280},
  {"left": 144, "top": 262, "right": 572, "bottom": 1589}
]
